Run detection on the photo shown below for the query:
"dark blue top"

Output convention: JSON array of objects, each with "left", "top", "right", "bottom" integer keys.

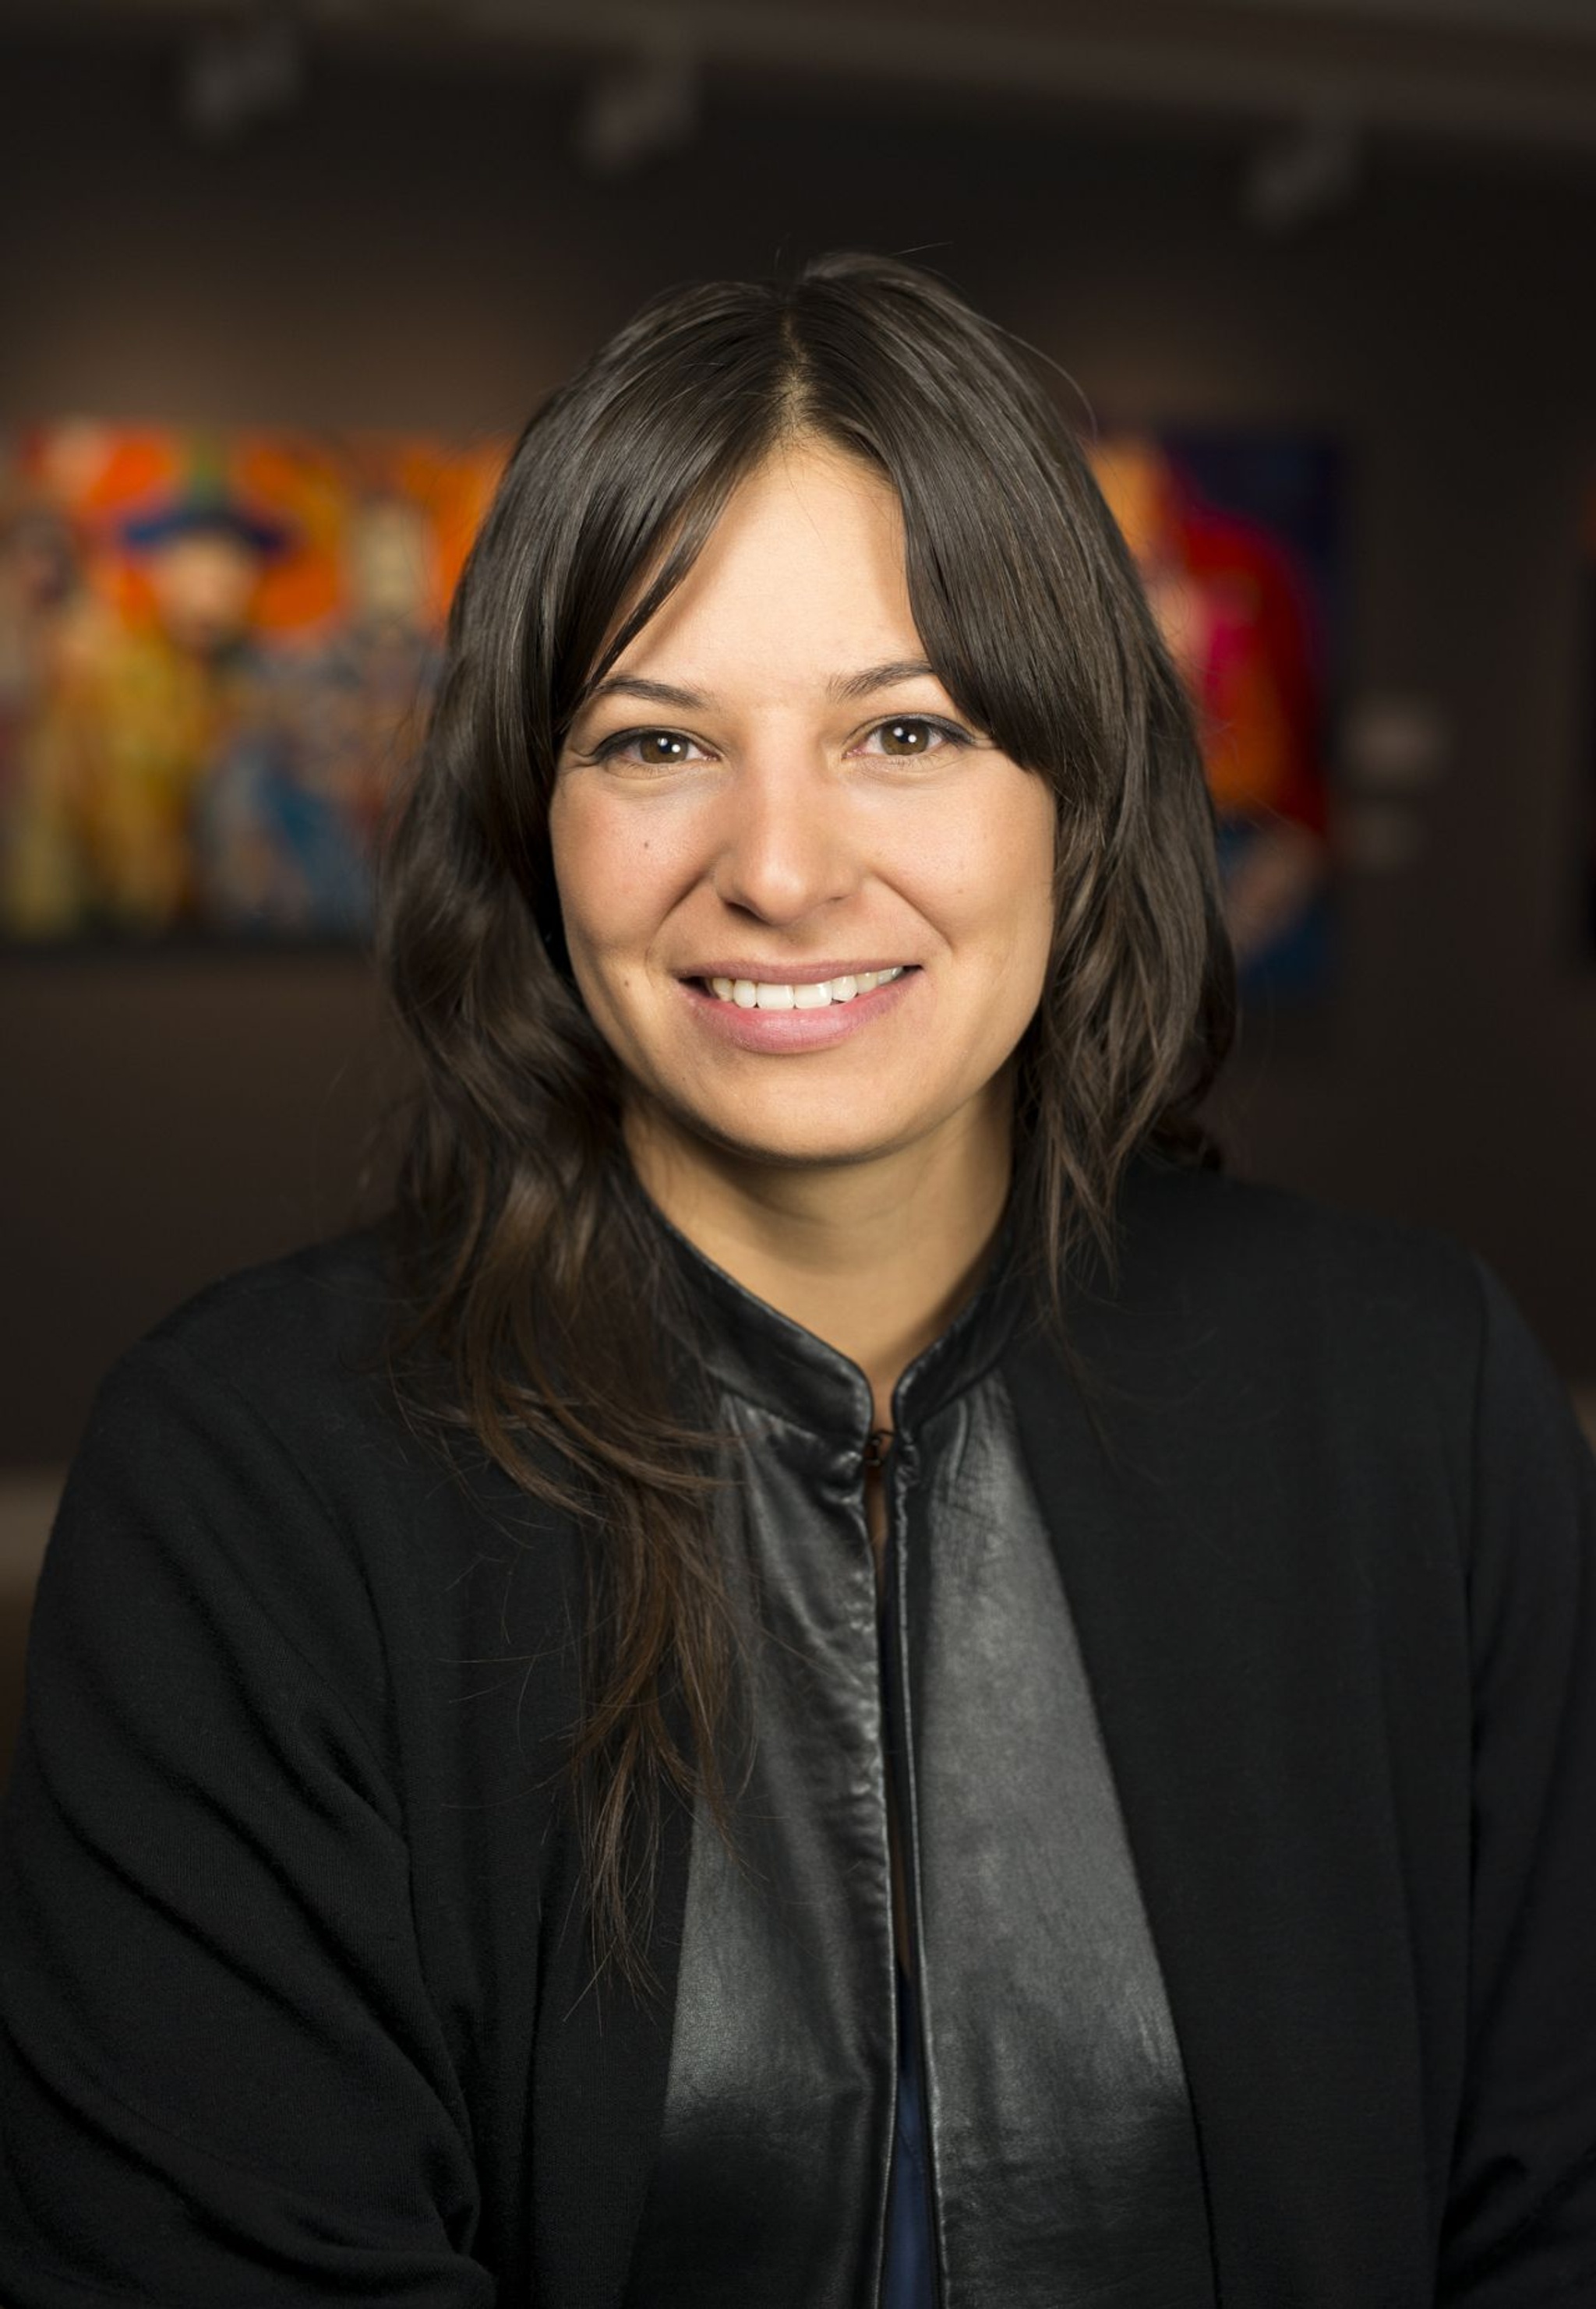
[{"left": 884, "top": 1961, "right": 934, "bottom": 2307}]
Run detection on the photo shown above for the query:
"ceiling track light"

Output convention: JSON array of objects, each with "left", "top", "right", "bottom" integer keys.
[
  {"left": 572, "top": 41, "right": 701, "bottom": 180},
  {"left": 1241, "top": 112, "right": 1362, "bottom": 236},
  {"left": 175, "top": 12, "right": 305, "bottom": 146}
]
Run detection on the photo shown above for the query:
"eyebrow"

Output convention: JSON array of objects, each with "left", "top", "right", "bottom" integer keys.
[{"left": 578, "top": 658, "right": 941, "bottom": 714}]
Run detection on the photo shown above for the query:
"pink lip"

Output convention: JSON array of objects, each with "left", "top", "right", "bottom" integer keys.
[{"left": 679, "top": 966, "right": 921, "bottom": 1053}]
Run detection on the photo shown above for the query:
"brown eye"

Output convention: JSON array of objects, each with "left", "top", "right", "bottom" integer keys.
[
  {"left": 591, "top": 727, "right": 704, "bottom": 769},
  {"left": 862, "top": 716, "right": 966, "bottom": 759},
  {"left": 633, "top": 730, "right": 692, "bottom": 766}
]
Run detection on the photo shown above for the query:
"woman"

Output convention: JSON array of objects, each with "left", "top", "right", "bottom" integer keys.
[{"left": 2, "top": 252, "right": 1593, "bottom": 2307}]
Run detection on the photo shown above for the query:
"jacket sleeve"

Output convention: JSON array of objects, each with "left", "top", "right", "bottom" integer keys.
[
  {"left": 1439, "top": 1260, "right": 1596, "bottom": 2303},
  {"left": 0, "top": 1339, "right": 497, "bottom": 2307}
]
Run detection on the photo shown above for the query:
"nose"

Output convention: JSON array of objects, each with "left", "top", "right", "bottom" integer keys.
[{"left": 708, "top": 749, "right": 861, "bottom": 927}]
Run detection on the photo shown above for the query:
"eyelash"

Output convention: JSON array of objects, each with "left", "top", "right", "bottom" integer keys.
[{"left": 585, "top": 715, "right": 973, "bottom": 770}]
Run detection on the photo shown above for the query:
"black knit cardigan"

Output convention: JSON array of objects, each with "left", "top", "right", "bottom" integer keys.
[{"left": 2, "top": 1160, "right": 1594, "bottom": 2306}]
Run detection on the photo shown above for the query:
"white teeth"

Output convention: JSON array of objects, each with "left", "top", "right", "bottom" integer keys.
[{"left": 705, "top": 966, "right": 907, "bottom": 1007}]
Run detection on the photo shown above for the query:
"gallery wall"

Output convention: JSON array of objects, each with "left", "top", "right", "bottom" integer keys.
[{"left": 2, "top": 25, "right": 1595, "bottom": 1469}]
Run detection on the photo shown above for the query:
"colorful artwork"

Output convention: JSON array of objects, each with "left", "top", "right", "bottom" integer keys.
[
  {"left": 0, "top": 424, "right": 507, "bottom": 942},
  {"left": 1, "top": 417, "right": 1339, "bottom": 971},
  {"left": 1089, "top": 431, "right": 1340, "bottom": 998}
]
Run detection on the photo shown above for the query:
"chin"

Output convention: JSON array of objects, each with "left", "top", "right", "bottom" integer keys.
[{"left": 674, "top": 1099, "right": 925, "bottom": 1174}]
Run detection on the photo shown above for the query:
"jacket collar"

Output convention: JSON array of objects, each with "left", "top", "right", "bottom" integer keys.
[{"left": 640, "top": 1185, "right": 1027, "bottom": 1447}]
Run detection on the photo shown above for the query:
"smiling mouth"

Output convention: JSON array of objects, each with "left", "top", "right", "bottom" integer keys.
[{"left": 697, "top": 966, "right": 914, "bottom": 1011}]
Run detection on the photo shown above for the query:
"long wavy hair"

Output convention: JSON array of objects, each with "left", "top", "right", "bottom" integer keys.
[{"left": 377, "top": 251, "right": 1234, "bottom": 1993}]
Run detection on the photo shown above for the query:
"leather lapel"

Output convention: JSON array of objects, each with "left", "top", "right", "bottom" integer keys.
[{"left": 1001, "top": 1303, "right": 1433, "bottom": 2307}]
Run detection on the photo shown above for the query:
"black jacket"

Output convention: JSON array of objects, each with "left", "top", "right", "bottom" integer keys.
[{"left": 2, "top": 1161, "right": 1594, "bottom": 2306}]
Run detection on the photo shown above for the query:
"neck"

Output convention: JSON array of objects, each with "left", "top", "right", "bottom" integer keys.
[{"left": 624, "top": 1085, "right": 1014, "bottom": 1430}]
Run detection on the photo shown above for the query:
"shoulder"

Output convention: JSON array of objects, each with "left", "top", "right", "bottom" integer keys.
[
  {"left": 53, "top": 1226, "right": 584, "bottom": 1779},
  {"left": 88, "top": 1217, "right": 574, "bottom": 1576},
  {"left": 53, "top": 1232, "right": 420, "bottom": 1718},
  {"left": 1030, "top": 1164, "right": 1596, "bottom": 1660},
  {"left": 138, "top": 1223, "right": 402, "bottom": 1407},
  {"left": 94, "top": 1223, "right": 436, "bottom": 1518},
  {"left": 1113, "top": 1156, "right": 1486, "bottom": 1379},
  {"left": 1094, "top": 1154, "right": 1496, "bottom": 1459},
  {"left": 1103, "top": 1157, "right": 1591, "bottom": 1530}
]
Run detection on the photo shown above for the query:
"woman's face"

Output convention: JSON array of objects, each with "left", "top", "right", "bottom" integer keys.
[{"left": 548, "top": 436, "right": 1057, "bottom": 1178}]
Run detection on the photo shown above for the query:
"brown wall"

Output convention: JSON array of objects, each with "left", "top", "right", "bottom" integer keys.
[{"left": 3, "top": 27, "right": 1595, "bottom": 1470}]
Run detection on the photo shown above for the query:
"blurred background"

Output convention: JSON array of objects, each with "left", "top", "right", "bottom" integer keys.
[{"left": 3, "top": 0, "right": 1596, "bottom": 1780}]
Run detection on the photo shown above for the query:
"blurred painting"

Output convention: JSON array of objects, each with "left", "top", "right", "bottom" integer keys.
[
  {"left": 0, "top": 424, "right": 507, "bottom": 942},
  {"left": 1089, "top": 430, "right": 1340, "bottom": 999}
]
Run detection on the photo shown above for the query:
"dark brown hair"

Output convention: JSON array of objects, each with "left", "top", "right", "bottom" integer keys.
[{"left": 377, "top": 251, "right": 1234, "bottom": 1992}]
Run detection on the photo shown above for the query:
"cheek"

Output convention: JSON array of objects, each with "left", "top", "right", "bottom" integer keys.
[
  {"left": 913, "top": 775, "right": 1056, "bottom": 960},
  {"left": 549, "top": 793, "right": 688, "bottom": 960},
  {"left": 1012, "top": 805, "right": 1061, "bottom": 973}
]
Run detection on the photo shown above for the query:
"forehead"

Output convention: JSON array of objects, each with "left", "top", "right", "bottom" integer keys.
[{"left": 607, "top": 438, "right": 922, "bottom": 690}]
